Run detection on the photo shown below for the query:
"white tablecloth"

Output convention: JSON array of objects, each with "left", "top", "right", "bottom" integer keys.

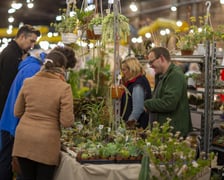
[{"left": 54, "top": 152, "right": 211, "bottom": 180}]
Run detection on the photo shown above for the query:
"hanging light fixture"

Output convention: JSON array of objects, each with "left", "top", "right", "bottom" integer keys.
[
  {"left": 130, "top": 2, "right": 138, "bottom": 12},
  {"left": 26, "top": 0, "right": 34, "bottom": 8},
  {"left": 170, "top": 5, "right": 177, "bottom": 12},
  {"left": 108, "top": 0, "right": 114, "bottom": 4},
  {"left": 11, "top": 1, "right": 23, "bottom": 10}
]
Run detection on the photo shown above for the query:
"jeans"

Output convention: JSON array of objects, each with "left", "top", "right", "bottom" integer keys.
[{"left": 0, "top": 130, "right": 14, "bottom": 180}]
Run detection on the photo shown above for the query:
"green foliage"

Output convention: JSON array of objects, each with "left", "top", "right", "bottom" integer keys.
[
  {"left": 50, "top": 9, "right": 78, "bottom": 33},
  {"left": 102, "top": 12, "right": 130, "bottom": 44},
  {"left": 138, "top": 155, "right": 150, "bottom": 180},
  {"left": 176, "top": 15, "right": 224, "bottom": 50},
  {"left": 78, "top": 57, "right": 111, "bottom": 97},
  {"left": 144, "top": 119, "right": 212, "bottom": 180},
  {"left": 88, "top": 14, "right": 103, "bottom": 30}
]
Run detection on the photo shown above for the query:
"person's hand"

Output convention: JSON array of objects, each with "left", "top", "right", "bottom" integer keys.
[{"left": 126, "top": 119, "right": 137, "bottom": 129}]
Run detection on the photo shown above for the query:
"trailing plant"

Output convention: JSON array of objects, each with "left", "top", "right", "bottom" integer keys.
[{"left": 101, "top": 12, "right": 130, "bottom": 45}]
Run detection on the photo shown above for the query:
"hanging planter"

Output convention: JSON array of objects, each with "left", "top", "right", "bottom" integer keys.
[
  {"left": 93, "top": 24, "right": 102, "bottom": 35},
  {"left": 61, "top": 33, "right": 79, "bottom": 44},
  {"left": 102, "top": 12, "right": 130, "bottom": 45},
  {"left": 110, "top": 85, "right": 124, "bottom": 99}
]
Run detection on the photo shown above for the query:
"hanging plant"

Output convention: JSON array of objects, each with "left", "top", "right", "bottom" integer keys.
[
  {"left": 101, "top": 12, "right": 130, "bottom": 45},
  {"left": 50, "top": 8, "right": 78, "bottom": 34},
  {"left": 88, "top": 14, "right": 103, "bottom": 35}
]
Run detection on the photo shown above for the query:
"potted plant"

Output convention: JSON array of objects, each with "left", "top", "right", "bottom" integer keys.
[
  {"left": 101, "top": 12, "right": 130, "bottom": 45},
  {"left": 51, "top": 8, "right": 79, "bottom": 44},
  {"left": 176, "top": 15, "right": 224, "bottom": 55},
  {"left": 175, "top": 31, "right": 198, "bottom": 55},
  {"left": 140, "top": 119, "right": 214, "bottom": 179},
  {"left": 88, "top": 14, "right": 104, "bottom": 35}
]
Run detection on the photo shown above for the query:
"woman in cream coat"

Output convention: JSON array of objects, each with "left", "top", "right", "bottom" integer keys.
[{"left": 12, "top": 50, "right": 75, "bottom": 180}]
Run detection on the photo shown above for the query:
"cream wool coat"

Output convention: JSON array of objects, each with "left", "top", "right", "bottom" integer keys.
[{"left": 12, "top": 71, "right": 74, "bottom": 165}]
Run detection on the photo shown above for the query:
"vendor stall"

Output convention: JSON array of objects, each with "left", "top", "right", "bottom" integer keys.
[{"left": 54, "top": 152, "right": 211, "bottom": 180}]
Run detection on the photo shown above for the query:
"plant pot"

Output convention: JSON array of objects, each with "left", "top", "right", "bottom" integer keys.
[
  {"left": 93, "top": 24, "right": 102, "bottom": 35},
  {"left": 86, "top": 29, "right": 101, "bottom": 40},
  {"left": 196, "top": 44, "right": 206, "bottom": 55},
  {"left": 181, "top": 49, "right": 194, "bottom": 56},
  {"left": 110, "top": 85, "right": 124, "bottom": 99},
  {"left": 61, "top": 33, "right": 78, "bottom": 44}
]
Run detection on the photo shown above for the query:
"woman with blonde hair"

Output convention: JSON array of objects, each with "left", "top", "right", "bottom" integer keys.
[{"left": 121, "top": 57, "right": 152, "bottom": 129}]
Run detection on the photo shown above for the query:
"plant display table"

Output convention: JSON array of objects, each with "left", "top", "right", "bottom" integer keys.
[{"left": 53, "top": 152, "right": 211, "bottom": 180}]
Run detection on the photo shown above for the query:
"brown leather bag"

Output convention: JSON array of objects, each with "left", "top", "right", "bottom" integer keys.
[{"left": 11, "top": 157, "right": 22, "bottom": 175}]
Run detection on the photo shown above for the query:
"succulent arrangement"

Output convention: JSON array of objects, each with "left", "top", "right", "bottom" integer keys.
[{"left": 61, "top": 117, "right": 213, "bottom": 179}]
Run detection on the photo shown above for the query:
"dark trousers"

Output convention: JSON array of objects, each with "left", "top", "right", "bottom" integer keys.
[
  {"left": 17, "top": 157, "right": 56, "bottom": 180},
  {"left": 0, "top": 130, "right": 14, "bottom": 180}
]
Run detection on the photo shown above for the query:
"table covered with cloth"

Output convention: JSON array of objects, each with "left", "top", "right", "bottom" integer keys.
[{"left": 53, "top": 152, "right": 211, "bottom": 180}]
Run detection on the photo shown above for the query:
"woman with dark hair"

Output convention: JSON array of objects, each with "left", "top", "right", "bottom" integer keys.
[
  {"left": 12, "top": 50, "right": 75, "bottom": 180},
  {"left": 52, "top": 45, "right": 77, "bottom": 69}
]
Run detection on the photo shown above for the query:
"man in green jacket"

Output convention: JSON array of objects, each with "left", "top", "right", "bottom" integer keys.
[{"left": 144, "top": 47, "right": 192, "bottom": 137}]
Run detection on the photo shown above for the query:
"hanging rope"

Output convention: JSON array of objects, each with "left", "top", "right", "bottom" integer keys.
[
  {"left": 66, "top": 0, "right": 76, "bottom": 15},
  {"left": 205, "top": 1, "right": 213, "bottom": 28}
]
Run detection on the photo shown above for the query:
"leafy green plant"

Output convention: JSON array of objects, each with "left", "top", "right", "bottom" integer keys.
[
  {"left": 88, "top": 14, "right": 103, "bottom": 31},
  {"left": 144, "top": 119, "right": 213, "bottom": 180},
  {"left": 75, "top": 8, "right": 94, "bottom": 32},
  {"left": 102, "top": 12, "right": 130, "bottom": 44},
  {"left": 175, "top": 15, "right": 224, "bottom": 51},
  {"left": 51, "top": 8, "right": 78, "bottom": 33}
]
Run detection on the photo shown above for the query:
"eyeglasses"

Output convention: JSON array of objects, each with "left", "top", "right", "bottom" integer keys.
[{"left": 148, "top": 56, "right": 160, "bottom": 65}]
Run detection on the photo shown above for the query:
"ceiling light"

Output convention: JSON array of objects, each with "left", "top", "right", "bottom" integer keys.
[
  {"left": 7, "top": 29, "right": 13, "bottom": 35},
  {"left": 108, "top": 0, "right": 114, "bottom": 4},
  {"left": 56, "top": 15, "right": 62, "bottom": 21},
  {"left": 145, "top": 33, "right": 151, "bottom": 38},
  {"left": 8, "top": 16, "right": 14, "bottom": 23},
  {"left": 160, "top": 30, "right": 166, "bottom": 36},
  {"left": 27, "top": 3, "right": 34, "bottom": 8},
  {"left": 8, "top": 8, "right": 16, "bottom": 14},
  {"left": 170, "top": 5, "right": 177, "bottom": 12},
  {"left": 220, "top": 0, "right": 224, "bottom": 4},
  {"left": 176, "top": 20, "right": 182, "bottom": 27},
  {"left": 131, "top": 37, "right": 137, "bottom": 43},
  {"left": 130, "top": 2, "right": 138, "bottom": 12},
  {"left": 11, "top": 2, "right": 23, "bottom": 10}
]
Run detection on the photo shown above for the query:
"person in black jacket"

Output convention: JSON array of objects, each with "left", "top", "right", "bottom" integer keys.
[
  {"left": 120, "top": 57, "right": 152, "bottom": 129},
  {"left": 0, "top": 24, "right": 40, "bottom": 119},
  {"left": 0, "top": 24, "right": 40, "bottom": 180}
]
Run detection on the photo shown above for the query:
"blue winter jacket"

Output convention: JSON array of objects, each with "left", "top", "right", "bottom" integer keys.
[{"left": 0, "top": 54, "right": 45, "bottom": 136}]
